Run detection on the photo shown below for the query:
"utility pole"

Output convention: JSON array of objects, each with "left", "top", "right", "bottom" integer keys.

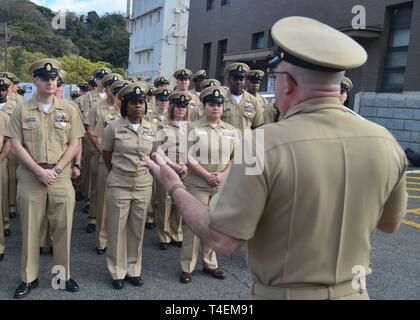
[{"left": 4, "top": 22, "right": 8, "bottom": 71}]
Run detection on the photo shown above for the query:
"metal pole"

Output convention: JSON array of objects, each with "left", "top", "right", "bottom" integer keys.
[{"left": 4, "top": 22, "right": 8, "bottom": 71}]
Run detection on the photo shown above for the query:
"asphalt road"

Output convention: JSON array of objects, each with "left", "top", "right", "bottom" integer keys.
[{"left": 0, "top": 173, "right": 419, "bottom": 300}]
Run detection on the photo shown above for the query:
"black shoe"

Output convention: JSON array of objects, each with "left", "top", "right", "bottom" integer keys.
[
  {"left": 9, "top": 212, "right": 17, "bottom": 219},
  {"left": 125, "top": 276, "right": 143, "bottom": 287},
  {"left": 203, "top": 267, "right": 226, "bottom": 280},
  {"left": 0, "top": 253, "right": 4, "bottom": 262},
  {"left": 159, "top": 243, "right": 169, "bottom": 250},
  {"left": 76, "top": 192, "right": 84, "bottom": 202},
  {"left": 64, "top": 279, "right": 79, "bottom": 293},
  {"left": 4, "top": 229, "right": 11, "bottom": 237},
  {"left": 145, "top": 222, "right": 155, "bottom": 230},
  {"left": 96, "top": 247, "right": 107, "bottom": 255},
  {"left": 180, "top": 272, "right": 192, "bottom": 284},
  {"left": 171, "top": 241, "right": 183, "bottom": 248},
  {"left": 14, "top": 279, "right": 39, "bottom": 299},
  {"left": 86, "top": 224, "right": 96, "bottom": 233},
  {"left": 112, "top": 279, "right": 124, "bottom": 290}
]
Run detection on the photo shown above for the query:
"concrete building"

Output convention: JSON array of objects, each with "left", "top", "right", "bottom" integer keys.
[
  {"left": 126, "top": 0, "right": 190, "bottom": 83},
  {"left": 186, "top": 0, "right": 420, "bottom": 152}
]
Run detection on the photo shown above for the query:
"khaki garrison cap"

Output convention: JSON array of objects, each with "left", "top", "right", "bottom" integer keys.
[
  {"left": 93, "top": 67, "right": 112, "bottom": 79},
  {"left": 155, "top": 88, "right": 172, "bottom": 101},
  {"left": 102, "top": 73, "right": 124, "bottom": 88},
  {"left": 200, "top": 86, "right": 227, "bottom": 104},
  {"left": 29, "top": 58, "right": 62, "bottom": 78},
  {"left": 117, "top": 82, "right": 149, "bottom": 102},
  {"left": 341, "top": 77, "right": 353, "bottom": 92},
  {"left": 247, "top": 70, "right": 265, "bottom": 82},
  {"left": 0, "top": 77, "right": 13, "bottom": 88},
  {"left": 192, "top": 70, "right": 207, "bottom": 81},
  {"left": 202, "top": 79, "right": 221, "bottom": 90},
  {"left": 224, "top": 62, "right": 250, "bottom": 77},
  {"left": 0, "top": 71, "right": 20, "bottom": 84},
  {"left": 154, "top": 76, "right": 171, "bottom": 88},
  {"left": 174, "top": 68, "right": 193, "bottom": 80},
  {"left": 169, "top": 91, "right": 192, "bottom": 106},
  {"left": 269, "top": 16, "right": 367, "bottom": 71},
  {"left": 110, "top": 80, "right": 130, "bottom": 95}
]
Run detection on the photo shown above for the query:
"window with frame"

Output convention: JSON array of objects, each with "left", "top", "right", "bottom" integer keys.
[
  {"left": 202, "top": 42, "right": 212, "bottom": 74},
  {"left": 252, "top": 32, "right": 265, "bottom": 50},
  {"left": 207, "top": 0, "right": 215, "bottom": 11},
  {"left": 216, "top": 39, "right": 228, "bottom": 84},
  {"left": 221, "top": 0, "right": 230, "bottom": 6},
  {"left": 383, "top": 3, "right": 413, "bottom": 92}
]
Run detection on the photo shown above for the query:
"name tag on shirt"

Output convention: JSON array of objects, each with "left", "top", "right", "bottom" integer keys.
[
  {"left": 244, "top": 104, "right": 255, "bottom": 113},
  {"left": 196, "top": 130, "right": 208, "bottom": 136},
  {"left": 25, "top": 117, "right": 38, "bottom": 123}
]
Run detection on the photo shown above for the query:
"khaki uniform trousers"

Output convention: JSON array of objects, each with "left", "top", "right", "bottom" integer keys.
[
  {"left": 106, "top": 169, "right": 153, "bottom": 280},
  {"left": 39, "top": 214, "right": 52, "bottom": 248},
  {"left": 81, "top": 137, "right": 91, "bottom": 205},
  {"left": 88, "top": 152, "right": 100, "bottom": 225},
  {"left": 17, "top": 165, "right": 75, "bottom": 283},
  {"left": 146, "top": 181, "right": 156, "bottom": 224},
  {"left": 181, "top": 188, "right": 218, "bottom": 273},
  {"left": 0, "top": 158, "right": 8, "bottom": 254},
  {"left": 8, "top": 153, "right": 17, "bottom": 215},
  {"left": 249, "top": 281, "right": 370, "bottom": 300},
  {"left": 96, "top": 156, "right": 109, "bottom": 250},
  {"left": 155, "top": 181, "right": 183, "bottom": 244}
]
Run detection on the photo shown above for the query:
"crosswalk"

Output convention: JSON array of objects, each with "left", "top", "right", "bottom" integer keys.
[{"left": 404, "top": 171, "right": 420, "bottom": 229}]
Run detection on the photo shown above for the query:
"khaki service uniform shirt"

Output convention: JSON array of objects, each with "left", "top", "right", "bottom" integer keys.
[
  {"left": 264, "top": 102, "right": 280, "bottom": 124},
  {"left": 255, "top": 93, "right": 268, "bottom": 109},
  {"left": 207, "top": 97, "right": 407, "bottom": 288}
]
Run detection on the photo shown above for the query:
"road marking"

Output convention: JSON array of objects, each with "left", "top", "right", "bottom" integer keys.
[
  {"left": 407, "top": 208, "right": 420, "bottom": 216},
  {"left": 401, "top": 219, "right": 420, "bottom": 229},
  {"left": 407, "top": 187, "right": 420, "bottom": 191},
  {"left": 406, "top": 170, "right": 420, "bottom": 174},
  {"left": 408, "top": 195, "right": 420, "bottom": 199},
  {"left": 407, "top": 182, "right": 420, "bottom": 185},
  {"left": 406, "top": 176, "right": 420, "bottom": 180}
]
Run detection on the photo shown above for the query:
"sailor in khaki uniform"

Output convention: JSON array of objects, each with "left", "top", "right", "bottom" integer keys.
[
  {"left": 173, "top": 69, "right": 202, "bottom": 122},
  {"left": 179, "top": 86, "right": 238, "bottom": 284},
  {"left": 0, "top": 82, "right": 11, "bottom": 262},
  {"left": 5, "top": 59, "right": 85, "bottom": 298},
  {"left": 202, "top": 79, "right": 221, "bottom": 90},
  {"left": 264, "top": 102, "right": 280, "bottom": 124},
  {"left": 92, "top": 77, "right": 127, "bottom": 255},
  {"left": 222, "top": 63, "right": 264, "bottom": 132},
  {"left": 154, "top": 76, "right": 171, "bottom": 90},
  {"left": 246, "top": 70, "right": 268, "bottom": 108},
  {"left": 147, "top": 17, "right": 407, "bottom": 300},
  {"left": 339, "top": 77, "right": 365, "bottom": 119},
  {"left": 146, "top": 87, "right": 156, "bottom": 114},
  {"left": 0, "top": 72, "right": 24, "bottom": 105},
  {"left": 0, "top": 77, "right": 15, "bottom": 239},
  {"left": 190, "top": 70, "right": 207, "bottom": 97},
  {"left": 154, "top": 92, "right": 190, "bottom": 250},
  {"left": 102, "top": 82, "right": 155, "bottom": 290}
]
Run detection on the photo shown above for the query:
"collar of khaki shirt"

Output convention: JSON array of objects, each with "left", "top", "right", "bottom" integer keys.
[
  {"left": 284, "top": 97, "right": 343, "bottom": 119},
  {"left": 224, "top": 90, "right": 252, "bottom": 104},
  {"left": 198, "top": 117, "right": 229, "bottom": 129},
  {"left": 28, "top": 95, "right": 64, "bottom": 113},
  {"left": 121, "top": 117, "right": 152, "bottom": 132}
]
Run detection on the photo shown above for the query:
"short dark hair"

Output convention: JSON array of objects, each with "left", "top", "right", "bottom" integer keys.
[{"left": 121, "top": 98, "right": 148, "bottom": 119}]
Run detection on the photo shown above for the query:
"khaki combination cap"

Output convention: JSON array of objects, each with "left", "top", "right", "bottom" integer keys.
[
  {"left": 169, "top": 91, "right": 192, "bottom": 105},
  {"left": 57, "top": 70, "right": 67, "bottom": 86},
  {"left": 224, "top": 62, "right": 250, "bottom": 78},
  {"left": 78, "top": 82, "right": 89, "bottom": 91},
  {"left": 0, "top": 77, "right": 13, "bottom": 88},
  {"left": 154, "top": 76, "right": 171, "bottom": 88},
  {"left": 28, "top": 58, "right": 62, "bottom": 78},
  {"left": 269, "top": 16, "right": 367, "bottom": 71},
  {"left": 192, "top": 70, "right": 207, "bottom": 81},
  {"left": 110, "top": 80, "right": 130, "bottom": 95},
  {"left": 247, "top": 70, "right": 265, "bottom": 82},
  {"left": 147, "top": 87, "right": 157, "bottom": 96},
  {"left": 0, "top": 71, "right": 20, "bottom": 84},
  {"left": 102, "top": 73, "right": 124, "bottom": 88},
  {"left": 341, "top": 77, "right": 353, "bottom": 92},
  {"left": 200, "top": 86, "right": 227, "bottom": 104},
  {"left": 155, "top": 88, "right": 172, "bottom": 101},
  {"left": 174, "top": 68, "right": 193, "bottom": 80},
  {"left": 124, "top": 76, "right": 138, "bottom": 83},
  {"left": 93, "top": 67, "right": 112, "bottom": 79},
  {"left": 202, "top": 79, "right": 222, "bottom": 90},
  {"left": 117, "top": 82, "right": 149, "bottom": 102}
]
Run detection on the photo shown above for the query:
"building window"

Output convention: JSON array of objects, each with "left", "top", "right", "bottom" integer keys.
[
  {"left": 147, "top": 52, "right": 151, "bottom": 63},
  {"left": 202, "top": 42, "right": 212, "bottom": 74},
  {"left": 268, "top": 30, "right": 275, "bottom": 48},
  {"left": 157, "top": 10, "right": 160, "bottom": 23},
  {"left": 216, "top": 39, "right": 228, "bottom": 84},
  {"left": 140, "top": 18, "right": 143, "bottom": 29},
  {"left": 252, "top": 32, "right": 265, "bottom": 50},
  {"left": 149, "top": 14, "right": 153, "bottom": 26},
  {"left": 383, "top": 4, "right": 413, "bottom": 92},
  {"left": 206, "top": 0, "right": 215, "bottom": 11},
  {"left": 221, "top": 0, "right": 230, "bottom": 6},
  {"left": 137, "top": 53, "right": 142, "bottom": 65}
]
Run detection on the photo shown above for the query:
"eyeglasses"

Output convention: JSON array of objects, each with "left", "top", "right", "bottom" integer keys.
[{"left": 268, "top": 70, "right": 298, "bottom": 86}]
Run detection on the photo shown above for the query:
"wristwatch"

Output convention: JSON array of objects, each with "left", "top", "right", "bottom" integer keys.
[{"left": 54, "top": 166, "right": 62, "bottom": 175}]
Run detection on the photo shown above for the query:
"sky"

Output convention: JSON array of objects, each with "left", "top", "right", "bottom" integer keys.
[{"left": 30, "top": 0, "right": 126, "bottom": 15}]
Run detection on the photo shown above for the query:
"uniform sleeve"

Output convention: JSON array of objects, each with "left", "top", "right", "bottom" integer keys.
[
  {"left": 0, "top": 113, "right": 7, "bottom": 136},
  {"left": 80, "top": 95, "right": 90, "bottom": 113},
  {"left": 94, "top": 114, "right": 105, "bottom": 138},
  {"left": 4, "top": 104, "right": 23, "bottom": 141},
  {"left": 208, "top": 142, "right": 268, "bottom": 240},
  {"left": 251, "top": 96, "right": 265, "bottom": 128},
  {"left": 380, "top": 150, "right": 408, "bottom": 224},
  {"left": 69, "top": 107, "right": 86, "bottom": 140},
  {"left": 102, "top": 124, "right": 115, "bottom": 152},
  {"left": 84, "top": 104, "right": 97, "bottom": 126}
]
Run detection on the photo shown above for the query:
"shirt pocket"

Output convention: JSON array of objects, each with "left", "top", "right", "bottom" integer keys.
[
  {"left": 54, "top": 122, "right": 70, "bottom": 145},
  {"left": 22, "top": 121, "right": 41, "bottom": 149}
]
